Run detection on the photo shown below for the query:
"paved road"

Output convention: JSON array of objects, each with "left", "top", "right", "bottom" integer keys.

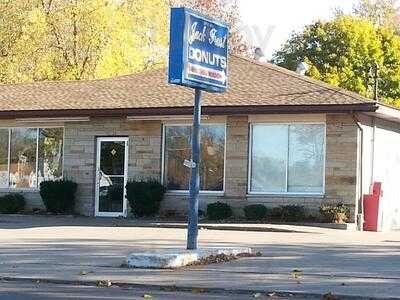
[
  {"left": 0, "top": 215, "right": 400, "bottom": 299},
  {"left": 0, "top": 280, "right": 309, "bottom": 300}
]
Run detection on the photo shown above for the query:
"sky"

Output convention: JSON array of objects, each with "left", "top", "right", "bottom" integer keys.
[{"left": 237, "top": 0, "right": 358, "bottom": 58}]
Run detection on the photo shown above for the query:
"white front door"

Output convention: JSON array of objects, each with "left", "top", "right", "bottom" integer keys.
[{"left": 95, "top": 137, "right": 129, "bottom": 217}]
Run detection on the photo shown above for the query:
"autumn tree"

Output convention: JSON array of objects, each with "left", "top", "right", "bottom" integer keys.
[
  {"left": 353, "top": 0, "right": 399, "bottom": 29},
  {"left": 272, "top": 16, "right": 400, "bottom": 104},
  {"left": 169, "top": 0, "right": 250, "bottom": 56},
  {"left": 0, "top": 0, "right": 168, "bottom": 83}
]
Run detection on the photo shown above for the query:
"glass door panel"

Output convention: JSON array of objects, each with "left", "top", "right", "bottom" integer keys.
[{"left": 95, "top": 138, "right": 128, "bottom": 217}]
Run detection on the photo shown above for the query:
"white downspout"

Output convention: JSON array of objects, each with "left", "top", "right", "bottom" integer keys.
[{"left": 352, "top": 113, "right": 364, "bottom": 231}]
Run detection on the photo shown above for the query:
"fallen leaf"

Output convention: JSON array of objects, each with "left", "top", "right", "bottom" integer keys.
[
  {"left": 79, "top": 271, "right": 88, "bottom": 276},
  {"left": 291, "top": 269, "right": 303, "bottom": 279},
  {"left": 143, "top": 294, "right": 152, "bottom": 298},
  {"left": 322, "top": 292, "right": 341, "bottom": 300},
  {"left": 96, "top": 280, "right": 112, "bottom": 287},
  {"left": 192, "top": 288, "right": 205, "bottom": 293}
]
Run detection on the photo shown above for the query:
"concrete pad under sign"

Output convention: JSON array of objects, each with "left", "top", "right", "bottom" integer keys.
[{"left": 125, "top": 247, "right": 253, "bottom": 269}]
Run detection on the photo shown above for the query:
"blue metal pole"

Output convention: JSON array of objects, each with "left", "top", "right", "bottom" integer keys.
[{"left": 187, "top": 88, "right": 202, "bottom": 250}]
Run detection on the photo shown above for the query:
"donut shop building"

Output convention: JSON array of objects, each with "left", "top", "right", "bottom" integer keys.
[{"left": 0, "top": 55, "right": 399, "bottom": 230}]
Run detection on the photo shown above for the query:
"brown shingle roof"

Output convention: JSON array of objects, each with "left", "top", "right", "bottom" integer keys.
[{"left": 0, "top": 55, "right": 376, "bottom": 118}]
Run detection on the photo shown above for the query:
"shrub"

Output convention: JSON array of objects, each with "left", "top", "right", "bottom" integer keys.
[
  {"left": 40, "top": 180, "right": 78, "bottom": 214},
  {"left": 126, "top": 179, "right": 166, "bottom": 217},
  {"left": 320, "top": 203, "right": 350, "bottom": 223},
  {"left": 269, "top": 205, "right": 307, "bottom": 222},
  {"left": 207, "top": 202, "right": 232, "bottom": 221},
  {"left": 270, "top": 207, "right": 284, "bottom": 220},
  {"left": 280, "top": 205, "right": 306, "bottom": 222},
  {"left": 244, "top": 204, "right": 268, "bottom": 221},
  {"left": 0, "top": 193, "right": 25, "bottom": 214}
]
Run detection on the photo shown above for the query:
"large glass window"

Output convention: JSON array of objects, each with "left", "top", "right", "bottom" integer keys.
[
  {"left": 0, "top": 129, "right": 9, "bottom": 187},
  {"left": 163, "top": 124, "right": 225, "bottom": 192},
  {"left": 164, "top": 126, "right": 191, "bottom": 191},
  {"left": 251, "top": 125, "right": 288, "bottom": 193},
  {"left": 38, "top": 128, "right": 64, "bottom": 184},
  {"left": 288, "top": 125, "right": 325, "bottom": 193},
  {"left": 10, "top": 128, "right": 37, "bottom": 188},
  {"left": 250, "top": 124, "right": 325, "bottom": 194},
  {"left": 200, "top": 126, "right": 225, "bottom": 191},
  {"left": 0, "top": 127, "right": 63, "bottom": 189}
]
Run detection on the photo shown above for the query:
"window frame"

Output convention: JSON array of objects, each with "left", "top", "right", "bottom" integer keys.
[
  {"left": 161, "top": 123, "right": 227, "bottom": 195},
  {"left": 0, "top": 126, "right": 65, "bottom": 191},
  {"left": 248, "top": 122, "right": 326, "bottom": 196}
]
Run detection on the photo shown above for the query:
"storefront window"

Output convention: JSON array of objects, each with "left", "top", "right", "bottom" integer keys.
[
  {"left": 163, "top": 124, "right": 225, "bottom": 192},
  {"left": 38, "top": 128, "right": 63, "bottom": 184},
  {"left": 250, "top": 124, "right": 325, "bottom": 194},
  {"left": 0, "top": 129, "right": 9, "bottom": 187},
  {"left": 10, "top": 128, "right": 37, "bottom": 188},
  {"left": 250, "top": 125, "right": 288, "bottom": 193},
  {"left": 0, "top": 127, "right": 64, "bottom": 189},
  {"left": 164, "top": 126, "right": 191, "bottom": 191},
  {"left": 288, "top": 125, "right": 325, "bottom": 193}
]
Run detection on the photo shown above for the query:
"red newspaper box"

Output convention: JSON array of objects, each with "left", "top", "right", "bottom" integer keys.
[{"left": 363, "top": 182, "right": 382, "bottom": 231}]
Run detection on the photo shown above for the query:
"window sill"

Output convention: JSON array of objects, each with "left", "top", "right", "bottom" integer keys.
[
  {"left": 247, "top": 193, "right": 325, "bottom": 198},
  {"left": 0, "top": 188, "right": 40, "bottom": 193},
  {"left": 165, "top": 191, "right": 225, "bottom": 197}
]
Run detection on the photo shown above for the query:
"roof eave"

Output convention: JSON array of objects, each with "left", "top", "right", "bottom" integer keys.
[
  {"left": 0, "top": 103, "right": 378, "bottom": 120},
  {"left": 365, "top": 103, "right": 400, "bottom": 124}
]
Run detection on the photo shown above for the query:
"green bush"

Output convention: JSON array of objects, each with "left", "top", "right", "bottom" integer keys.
[
  {"left": 207, "top": 202, "right": 232, "bottom": 221},
  {"left": 126, "top": 179, "right": 166, "bottom": 217},
  {"left": 320, "top": 203, "right": 350, "bottom": 223},
  {"left": 40, "top": 180, "right": 78, "bottom": 214},
  {"left": 270, "top": 207, "right": 284, "bottom": 220},
  {"left": 269, "top": 205, "right": 306, "bottom": 222},
  {"left": 244, "top": 204, "right": 268, "bottom": 221},
  {"left": 0, "top": 193, "right": 25, "bottom": 214},
  {"left": 280, "top": 205, "right": 306, "bottom": 222}
]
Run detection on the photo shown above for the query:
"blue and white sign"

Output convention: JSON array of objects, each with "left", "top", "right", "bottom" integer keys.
[{"left": 168, "top": 7, "right": 229, "bottom": 93}]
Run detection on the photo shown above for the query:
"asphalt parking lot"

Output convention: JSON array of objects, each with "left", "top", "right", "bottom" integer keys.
[{"left": 1, "top": 215, "right": 399, "bottom": 299}]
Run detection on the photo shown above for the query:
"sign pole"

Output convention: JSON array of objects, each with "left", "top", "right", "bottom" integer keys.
[
  {"left": 187, "top": 88, "right": 202, "bottom": 250},
  {"left": 168, "top": 7, "right": 228, "bottom": 250}
]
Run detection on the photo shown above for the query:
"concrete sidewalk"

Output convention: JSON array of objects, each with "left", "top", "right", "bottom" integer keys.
[
  {"left": 0, "top": 215, "right": 399, "bottom": 299},
  {"left": 0, "top": 214, "right": 354, "bottom": 232}
]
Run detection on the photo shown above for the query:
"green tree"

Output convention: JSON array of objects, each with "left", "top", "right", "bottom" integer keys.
[
  {"left": 272, "top": 16, "right": 400, "bottom": 104},
  {"left": 0, "top": 0, "right": 169, "bottom": 83}
]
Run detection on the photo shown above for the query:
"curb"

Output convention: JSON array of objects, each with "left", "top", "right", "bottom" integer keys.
[
  {"left": 125, "top": 222, "right": 355, "bottom": 233},
  {"left": 131, "top": 223, "right": 309, "bottom": 233},
  {"left": 1, "top": 275, "right": 398, "bottom": 300},
  {"left": 1, "top": 214, "right": 355, "bottom": 232}
]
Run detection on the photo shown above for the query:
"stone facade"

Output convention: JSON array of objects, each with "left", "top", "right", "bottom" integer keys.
[
  {"left": 225, "top": 116, "right": 249, "bottom": 200},
  {"left": 325, "top": 114, "right": 359, "bottom": 218},
  {"left": 245, "top": 114, "right": 358, "bottom": 221},
  {"left": 63, "top": 118, "right": 162, "bottom": 215},
  {"left": 1, "top": 113, "right": 360, "bottom": 221},
  {"left": 162, "top": 113, "right": 359, "bottom": 221}
]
